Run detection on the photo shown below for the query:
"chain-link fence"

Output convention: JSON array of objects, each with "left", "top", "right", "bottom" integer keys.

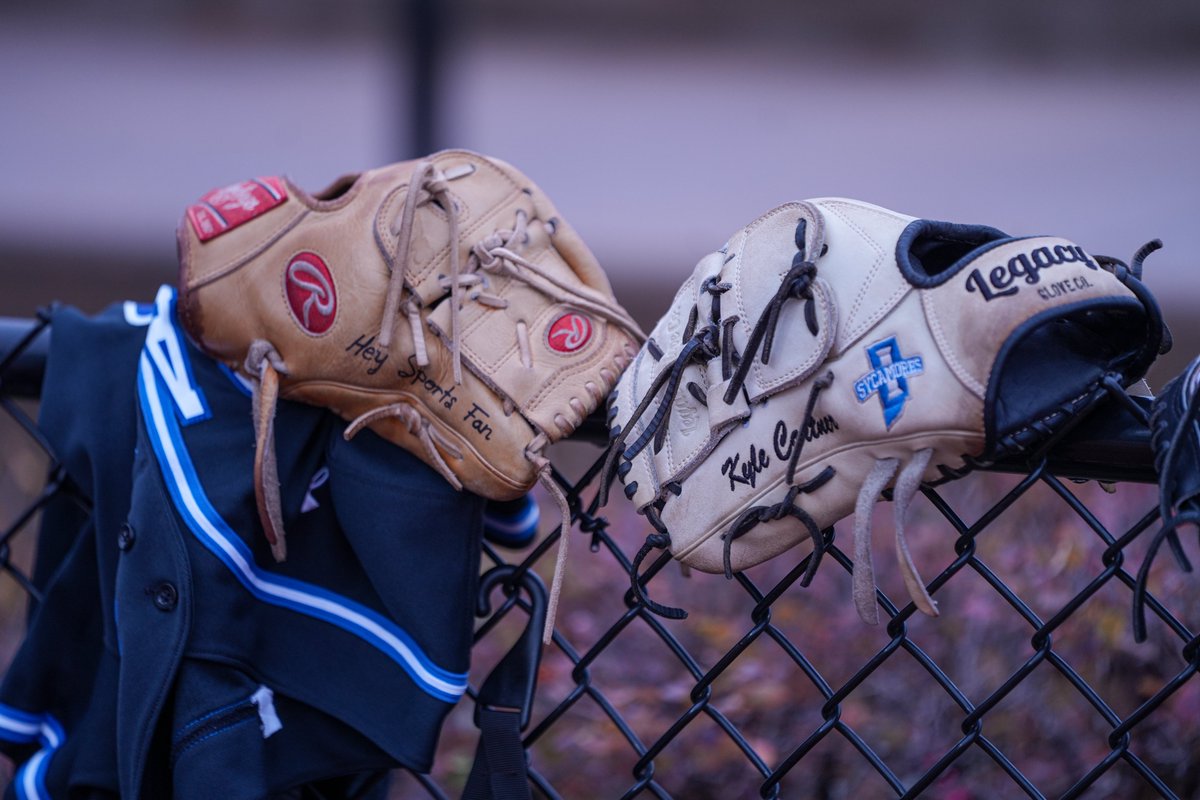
[{"left": 1, "top": 313, "right": 1197, "bottom": 799}]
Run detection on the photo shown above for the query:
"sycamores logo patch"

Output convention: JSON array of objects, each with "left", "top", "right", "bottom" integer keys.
[
  {"left": 853, "top": 336, "right": 924, "bottom": 430},
  {"left": 547, "top": 312, "right": 592, "bottom": 353},
  {"left": 285, "top": 252, "right": 338, "bottom": 335}
]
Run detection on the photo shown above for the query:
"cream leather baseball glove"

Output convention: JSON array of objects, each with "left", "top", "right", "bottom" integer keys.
[
  {"left": 177, "top": 150, "right": 643, "bottom": 581},
  {"left": 605, "top": 199, "right": 1166, "bottom": 624}
]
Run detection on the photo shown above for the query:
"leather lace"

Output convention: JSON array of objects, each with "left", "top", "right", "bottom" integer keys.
[
  {"left": 245, "top": 340, "right": 289, "bottom": 562},
  {"left": 1137, "top": 359, "right": 1200, "bottom": 641},
  {"left": 723, "top": 222, "right": 821, "bottom": 405},
  {"left": 378, "top": 160, "right": 465, "bottom": 380},
  {"left": 380, "top": 160, "right": 643, "bottom": 383},
  {"left": 1087, "top": 240, "right": 1181, "bottom": 641}
]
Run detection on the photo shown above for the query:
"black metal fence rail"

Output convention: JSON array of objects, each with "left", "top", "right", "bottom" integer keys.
[{"left": 2, "top": 316, "right": 1197, "bottom": 800}]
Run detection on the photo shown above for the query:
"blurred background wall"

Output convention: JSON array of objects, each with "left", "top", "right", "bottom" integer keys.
[{"left": 2, "top": 0, "right": 1198, "bottom": 385}]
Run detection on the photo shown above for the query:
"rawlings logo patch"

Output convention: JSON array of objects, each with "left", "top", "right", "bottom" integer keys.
[
  {"left": 547, "top": 312, "right": 593, "bottom": 353},
  {"left": 187, "top": 177, "right": 287, "bottom": 242},
  {"left": 285, "top": 252, "right": 337, "bottom": 335},
  {"left": 854, "top": 337, "right": 924, "bottom": 429}
]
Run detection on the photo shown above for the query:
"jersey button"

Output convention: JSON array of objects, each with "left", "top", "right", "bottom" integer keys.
[
  {"left": 149, "top": 582, "right": 178, "bottom": 612},
  {"left": 117, "top": 523, "right": 136, "bottom": 552}
]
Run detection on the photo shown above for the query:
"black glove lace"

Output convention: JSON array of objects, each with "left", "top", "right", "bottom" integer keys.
[{"left": 1134, "top": 361, "right": 1200, "bottom": 642}]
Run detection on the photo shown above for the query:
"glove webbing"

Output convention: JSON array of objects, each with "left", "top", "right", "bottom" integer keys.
[
  {"left": 379, "top": 161, "right": 643, "bottom": 400},
  {"left": 379, "top": 160, "right": 464, "bottom": 381},
  {"left": 1090, "top": 240, "right": 1180, "bottom": 642},
  {"left": 724, "top": 216, "right": 821, "bottom": 404},
  {"left": 599, "top": 279, "right": 731, "bottom": 509},
  {"left": 470, "top": 222, "right": 645, "bottom": 350},
  {"left": 606, "top": 214, "right": 826, "bottom": 510}
]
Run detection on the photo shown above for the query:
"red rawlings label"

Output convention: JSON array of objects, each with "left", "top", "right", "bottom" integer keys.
[
  {"left": 186, "top": 176, "right": 287, "bottom": 242},
  {"left": 284, "top": 252, "right": 337, "bottom": 335},
  {"left": 547, "top": 312, "right": 593, "bottom": 353}
]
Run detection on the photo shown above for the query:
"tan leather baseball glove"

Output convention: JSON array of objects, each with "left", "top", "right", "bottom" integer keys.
[
  {"left": 177, "top": 151, "right": 643, "bottom": 586},
  {"left": 606, "top": 198, "right": 1167, "bottom": 624}
]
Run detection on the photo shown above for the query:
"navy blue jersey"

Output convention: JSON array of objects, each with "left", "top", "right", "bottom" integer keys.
[
  {"left": 0, "top": 287, "right": 485, "bottom": 799},
  {"left": 0, "top": 298, "right": 147, "bottom": 799},
  {"left": 481, "top": 494, "right": 539, "bottom": 549}
]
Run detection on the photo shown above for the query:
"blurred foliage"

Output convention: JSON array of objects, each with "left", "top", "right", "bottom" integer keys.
[{"left": 425, "top": 467, "right": 1200, "bottom": 799}]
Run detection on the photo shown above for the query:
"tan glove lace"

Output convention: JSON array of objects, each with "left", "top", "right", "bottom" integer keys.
[
  {"left": 378, "top": 160, "right": 463, "bottom": 378},
  {"left": 379, "top": 160, "right": 642, "bottom": 388},
  {"left": 246, "top": 339, "right": 290, "bottom": 563},
  {"left": 343, "top": 403, "right": 465, "bottom": 490},
  {"left": 524, "top": 433, "right": 574, "bottom": 644}
]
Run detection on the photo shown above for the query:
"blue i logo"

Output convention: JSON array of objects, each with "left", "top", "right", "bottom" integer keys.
[{"left": 853, "top": 337, "right": 924, "bottom": 429}]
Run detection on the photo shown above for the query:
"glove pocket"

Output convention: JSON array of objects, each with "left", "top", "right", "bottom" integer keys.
[{"left": 289, "top": 365, "right": 540, "bottom": 501}]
